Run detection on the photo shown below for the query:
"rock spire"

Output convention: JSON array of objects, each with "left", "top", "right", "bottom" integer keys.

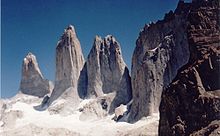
[
  {"left": 86, "top": 35, "right": 132, "bottom": 113},
  {"left": 20, "top": 52, "right": 52, "bottom": 97}
]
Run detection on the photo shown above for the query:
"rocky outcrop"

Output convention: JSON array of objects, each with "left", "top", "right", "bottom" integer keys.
[
  {"left": 19, "top": 52, "right": 52, "bottom": 97},
  {"left": 48, "top": 25, "right": 85, "bottom": 105},
  {"left": 159, "top": 0, "right": 220, "bottom": 135},
  {"left": 86, "top": 35, "right": 132, "bottom": 113},
  {"left": 129, "top": 1, "right": 191, "bottom": 121},
  {"left": 113, "top": 104, "right": 128, "bottom": 122}
]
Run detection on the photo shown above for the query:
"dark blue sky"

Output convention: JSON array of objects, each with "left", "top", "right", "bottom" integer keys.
[{"left": 1, "top": 0, "right": 181, "bottom": 98}]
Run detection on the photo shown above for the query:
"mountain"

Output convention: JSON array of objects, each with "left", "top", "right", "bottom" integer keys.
[
  {"left": 128, "top": 0, "right": 190, "bottom": 122},
  {"left": 1, "top": 0, "right": 219, "bottom": 135},
  {"left": 0, "top": 32, "right": 157, "bottom": 135},
  {"left": 19, "top": 52, "right": 53, "bottom": 97},
  {"left": 47, "top": 25, "right": 85, "bottom": 107},
  {"left": 159, "top": 0, "right": 220, "bottom": 135},
  {"left": 86, "top": 35, "right": 132, "bottom": 113}
]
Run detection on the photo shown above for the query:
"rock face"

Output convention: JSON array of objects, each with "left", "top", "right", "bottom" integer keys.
[
  {"left": 86, "top": 35, "right": 132, "bottom": 113},
  {"left": 48, "top": 25, "right": 85, "bottom": 105},
  {"left": 159, "top": 0, "right": 220, "bottom": 135},
  {"left": 129, "top": 1, "right": 191, "bottom": 121},
  {"left": 20, "top": 52, "right": 51, "bottom": 97}
]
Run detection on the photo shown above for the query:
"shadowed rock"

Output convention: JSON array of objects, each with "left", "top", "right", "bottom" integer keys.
[{"left": 159, "top": 0, "right": 220, "bottom": 135}]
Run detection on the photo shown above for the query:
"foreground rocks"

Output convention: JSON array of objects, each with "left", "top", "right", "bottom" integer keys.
[
  {"left": 129, "top": 0, "right": 190, "bottom": 122},
  {"left": 19, "top": 52, "right": 52, "bottom": 97},
  {"left": 159, "top": 0, "right": 220, "bottom": 135}
]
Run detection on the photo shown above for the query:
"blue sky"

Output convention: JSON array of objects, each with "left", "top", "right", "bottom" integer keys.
[{"left": 1, "top": 0, "right": 181, "bottom": 98}]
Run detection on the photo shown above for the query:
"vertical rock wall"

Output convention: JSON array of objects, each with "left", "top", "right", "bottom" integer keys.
[
  {"left": 159, "top": 0, "right": 220, "bottom": 135},
  {"left": 48, "top": 25, "right": 85, "bottom": 105},
  {"left": 129, "top": 1, "right": 191, "bottom": 121}
]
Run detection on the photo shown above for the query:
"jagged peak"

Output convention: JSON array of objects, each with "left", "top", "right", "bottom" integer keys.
[
  {"left": 27, "top": 52, "right": 34, "bottom": 56},
  {"left": 23, "top": 52, "right": 39, "bottom": 66},
  {"left": 23, "top": 52, "right": 36, "bottom": 63},
  {"left": 104, "top": 35, "right": 117, "bottom": 43},
  {"left": 94, "top": 35, "right": 102, "bottom": 42},
  {"left": 139, "top": 0, "right": 191, "bottom": 37},
  {"left": 93, "top": 35, "right": 120, "bottom": 50},
  {"left": 94, "top": 35, "right": 116, "bottom": 42},
  {"left": 26, "top": 52, "right": 35, "bottom": 58},
  {"left": 104, "top": 35, "right": 113, "bottom": 39},
  {"left": 22, "top": 52, "right": 43, "bottom": 80},
  {"left": 57, "top": 24, "right": 78, "bottom": 48},
  {"left": 20, "top": 52, "right": 51, "bottom": 97},
  {"left": 66, "top": 24, "right": 74, "bottom": 31},
  {"left": 61, "top": 24, "right": 76, "bottom": 38},
  {"left": 63, "top": 24, "right": 75, "bottom": 32}
]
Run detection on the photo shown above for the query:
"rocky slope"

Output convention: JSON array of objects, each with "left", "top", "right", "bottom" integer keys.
[
  {"left": 86, "top": 35, "right": 132, "bottom": 113},
  {"left": 159, "top": 0, "right": 220, "bottom": 135},
  {"left": 19, "top": 52, "right": 52, "bottom": 97},
  {"left": 48, "top": 25, "right": 85, "bottom": 106},
  {"left": 129, "top": 0, "right": 190, "bottom": 122}
]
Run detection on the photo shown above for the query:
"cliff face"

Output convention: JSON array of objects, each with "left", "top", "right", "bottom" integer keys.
[
  {"left": 129, "top": 1, "right": 190, "bottom": 121},
  {"left": 86, "top": 35, "right": 132, "bottom": 113},
  {"left": 48, "top": 25, "right": 85, "bottom": 105},
  {"left": 20, "top": 52, "right": 52, "bottom": 97},
  {"left": 159, "top": 0, "right": 220, "bottom": 135}
]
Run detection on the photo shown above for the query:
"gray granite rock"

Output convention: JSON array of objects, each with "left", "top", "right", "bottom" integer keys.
[
  {"left": 48, "top": 25, "right": 85, "bottom": 105},
  {"left": 129, "top": 1, "right": 191, "bottom": 122},
  {"left": 20, "top": 53, "right": 52, "bottom": 97},
  {"left": 86, "top": 35, "right": 132, "bottom": 113}
]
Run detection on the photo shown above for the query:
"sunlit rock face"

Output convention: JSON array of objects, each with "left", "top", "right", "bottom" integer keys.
[
  {"left": 20, "top": 52, "right": 52, "bottom": 97},
  {"left": 48, "top": 25, "right": 85, "bottom": 105},
  {"left": 159, "top": 0, "right": 220, "bottom": 135},
  {"left": 86, "top": 35, "right": 132, "bottom": 113},
  {"left": 129, "top": 1, "right": 191, "bottom": 122}
]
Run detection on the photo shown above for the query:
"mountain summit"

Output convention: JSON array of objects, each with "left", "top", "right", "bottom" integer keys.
[
  {"left": 19, "top": 52, "right": 52, "bottom": 97},
  {"left": 48, "top": 24, "right": 85, "bottom": 106},
  {"left": 86, "top": 35, "right": 132, "bottom": 113}
]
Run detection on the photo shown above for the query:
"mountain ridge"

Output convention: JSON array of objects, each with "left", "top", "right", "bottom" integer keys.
[{"left": 1, "top": 0, "right": 219, "bottom": 135}]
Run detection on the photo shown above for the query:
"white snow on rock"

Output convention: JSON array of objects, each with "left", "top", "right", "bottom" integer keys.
[{"left": 0, "top": 94, "right": 159, "bottom": 136}]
